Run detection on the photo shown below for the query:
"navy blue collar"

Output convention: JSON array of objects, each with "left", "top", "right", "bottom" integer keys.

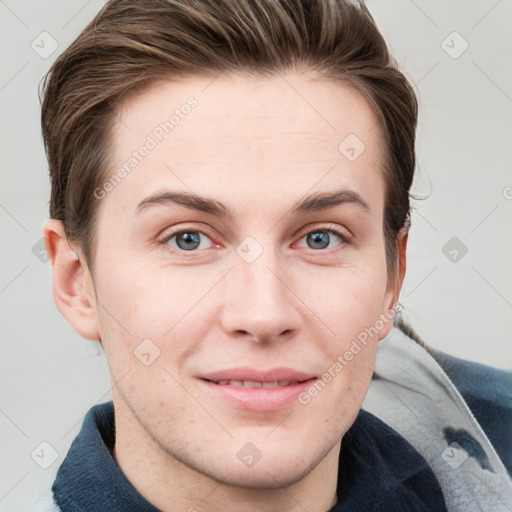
[{"left": 52, "top": 401, "right": 446, "bottom": 511}]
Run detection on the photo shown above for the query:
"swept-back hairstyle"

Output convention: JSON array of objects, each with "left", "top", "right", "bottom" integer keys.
[{"left": 40, "top": 0, "right": 418, "bottom": 280}]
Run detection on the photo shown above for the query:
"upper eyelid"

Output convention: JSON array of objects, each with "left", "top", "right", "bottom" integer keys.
[
  {"left": 294, "top": 222, "right": 352, "bottom": 240},
  {"left": 157, "top": 223, "right": 216, "bottom": 243}
]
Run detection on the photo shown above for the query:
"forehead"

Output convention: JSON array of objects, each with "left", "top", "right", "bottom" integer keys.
[{"left": 104, "top": 71, "right": 385, "bottom": 215}]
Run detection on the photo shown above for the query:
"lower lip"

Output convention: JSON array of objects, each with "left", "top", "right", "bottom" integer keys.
[{"left": 197, "top": 378, "right": 317, "bottom": 412}]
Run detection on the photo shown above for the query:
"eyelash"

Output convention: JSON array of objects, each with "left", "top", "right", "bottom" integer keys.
[{"left": 157, "top": 222, "right": 352, "bottom": 255}]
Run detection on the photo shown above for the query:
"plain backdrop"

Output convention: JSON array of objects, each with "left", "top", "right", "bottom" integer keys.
[{"left": 1, "top": 1, "right": 511, "bottom": 510}]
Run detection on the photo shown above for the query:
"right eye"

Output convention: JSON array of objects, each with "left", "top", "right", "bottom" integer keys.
[{"left": 162, "top": 230, "right": 215, "bottom": 252}]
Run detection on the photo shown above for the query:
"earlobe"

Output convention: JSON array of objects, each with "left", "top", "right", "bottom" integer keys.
[{"left": 43, "top": 219, "right": 100, "bottom": 341}]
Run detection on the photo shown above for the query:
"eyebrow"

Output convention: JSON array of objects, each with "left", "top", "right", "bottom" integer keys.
[
  {"left": 135, "top": 188, "right": 371, "bottom": 218},
  {"left": 135, "top": 190, "right": 233, "bottom": 218},
  {"left": 291, "top": 189, "right": 370, "bottom": 215}
]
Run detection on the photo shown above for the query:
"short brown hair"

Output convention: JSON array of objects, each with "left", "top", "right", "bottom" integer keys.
[{"left": 40, "top": 0, "right": 418, "bottom": 276}]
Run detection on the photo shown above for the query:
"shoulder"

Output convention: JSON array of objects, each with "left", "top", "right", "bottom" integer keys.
[{"left": 430, "top": 348, "right": 512, "bottom": 473}]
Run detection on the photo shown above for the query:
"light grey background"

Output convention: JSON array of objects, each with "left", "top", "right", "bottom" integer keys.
[{"left": 1, "top": 1, "right": 511, "bottom": 510}]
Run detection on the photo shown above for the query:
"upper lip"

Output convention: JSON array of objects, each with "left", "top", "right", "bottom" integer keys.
[{"left": 199, "top": 367, "right": 316, "bottom": 383}]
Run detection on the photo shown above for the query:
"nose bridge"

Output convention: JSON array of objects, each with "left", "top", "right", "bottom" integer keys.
[{"left": 219, "top": 238, "right": 301, "bottom": 341}]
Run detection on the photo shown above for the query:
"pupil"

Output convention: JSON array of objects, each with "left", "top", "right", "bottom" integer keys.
[
  {"left": 177, "top": 232, "right": 200, "bottom": 250},
  {"left": 308, "top": 231, "right": 329, "bottom": 249}
]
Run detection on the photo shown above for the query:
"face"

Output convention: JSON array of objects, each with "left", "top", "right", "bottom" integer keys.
[{"left": 76, "top": 72, "right": 403, "bottom": 489}]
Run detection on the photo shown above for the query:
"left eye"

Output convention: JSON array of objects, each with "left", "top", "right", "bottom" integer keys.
[
  {"left": 166, "top": 231, "right": 214, "bottom": 251},
  {"left": 299, "top": 230, "right": 344, "bottom": 250}
]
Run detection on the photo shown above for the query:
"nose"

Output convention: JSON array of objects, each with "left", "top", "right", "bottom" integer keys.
[{"left": 218, "top": 246, "right": 303, "bottom": 343}]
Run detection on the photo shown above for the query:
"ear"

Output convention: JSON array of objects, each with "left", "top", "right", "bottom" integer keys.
[
  {"left": 378, "top": 227, "right": 408, "bottom": 340},
  {"left": 43, "top": 219, "right": 100, "bottom": 341}
]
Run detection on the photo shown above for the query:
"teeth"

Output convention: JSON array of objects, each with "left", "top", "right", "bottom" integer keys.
[
  {"left": 243, "top": 380, "right": 262, "bottom": 388},
  {"left": 215, "top": 379, "right": 299, "bottom": 387}
]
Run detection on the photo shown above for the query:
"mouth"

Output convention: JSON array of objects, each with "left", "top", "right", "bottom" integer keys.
[
  {"left": 197, "top": 368, "right": 317, "bottom": 412},
  {"left": 205, "top": 379, "right": 308, "bottom": 388}
]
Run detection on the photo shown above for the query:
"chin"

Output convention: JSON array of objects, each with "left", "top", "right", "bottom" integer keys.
[
  {"left": 183, "top": 436, "right": 338, "bottom": 491},
  {"left": 206, "top": 459, "right": 315, "bottom": 490}
]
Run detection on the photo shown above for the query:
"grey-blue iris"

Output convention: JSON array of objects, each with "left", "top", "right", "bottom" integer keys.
[
  {"left": 176, "top": 232, "right": 201, "bottom": 250},
  {"left": 307, "top": 232, "right": 330, "bottom": 249}
]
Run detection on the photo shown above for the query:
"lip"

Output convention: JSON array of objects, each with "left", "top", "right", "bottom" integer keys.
[
  {"left": 197, "top": 367, "right": 317, "bottom": 412},
  {"left": 200, "top": 367, "right": 315, "bottom": 383}
]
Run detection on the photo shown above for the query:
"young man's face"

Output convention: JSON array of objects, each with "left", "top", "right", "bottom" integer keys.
[{"left": 49, "top": 71, "right": 405, "bottom": 492}]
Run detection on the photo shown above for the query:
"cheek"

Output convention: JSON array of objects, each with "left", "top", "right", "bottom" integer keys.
[
  {"left": 92, "top": 257, "right": 220, "bottom": 380},
  {"left": 94, "top": 256, "right": 183, "bottom": 335},
  {"left": 299, "top": 260, "right": 389, "bottom": 336},
  {"left": 295, "top": 260, "right": 389, "bottom": 406}
]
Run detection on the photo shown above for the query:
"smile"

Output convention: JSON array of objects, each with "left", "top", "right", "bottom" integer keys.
[{"left": 197, "top": 367, "right": 317, "bottom": 412}]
